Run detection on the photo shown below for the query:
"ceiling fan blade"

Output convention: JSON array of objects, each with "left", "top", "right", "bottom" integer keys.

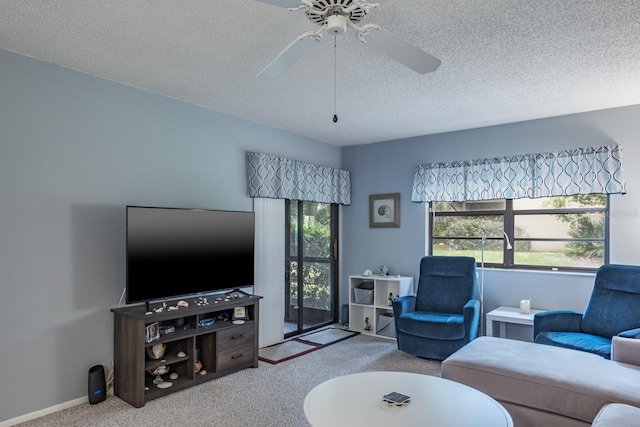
[
  {"left": 258, "top": 32, "right": 320, "bottom": 79},
  {"left": 365, "top": 28, "right": 441, "bottom": 74},
  {"left": 254, "top": 0, "right": 301, "bottom": 8}
]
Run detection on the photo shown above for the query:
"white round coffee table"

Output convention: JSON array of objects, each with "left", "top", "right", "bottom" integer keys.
[{"left": 303, "top": 371, "right": 513, "bottom": 427}]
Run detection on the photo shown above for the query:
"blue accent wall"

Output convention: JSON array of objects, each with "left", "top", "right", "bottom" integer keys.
[{"left": 0, "top": 48, "right": 340, "bottom": 422}]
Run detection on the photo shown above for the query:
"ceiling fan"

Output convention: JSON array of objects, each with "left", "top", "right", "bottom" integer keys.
[{"left": 254, "top": 0, "right": 441, "bottom": 79}]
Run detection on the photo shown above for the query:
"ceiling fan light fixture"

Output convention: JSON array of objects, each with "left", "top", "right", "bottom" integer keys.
[{"left": 327, "top": 14, "right": 348, "bottom": 35}]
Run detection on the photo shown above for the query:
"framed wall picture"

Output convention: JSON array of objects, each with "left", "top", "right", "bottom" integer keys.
[{"left": 369, "top": 193, "right": 400, "bottom": 228}]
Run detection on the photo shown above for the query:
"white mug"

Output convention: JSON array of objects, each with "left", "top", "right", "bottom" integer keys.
[{"left": 520, "top": 299, "right": 531, "bottom": 314}]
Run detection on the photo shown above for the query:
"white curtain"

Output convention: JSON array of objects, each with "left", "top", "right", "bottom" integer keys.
[
  {"left": 253, "top": 197, "right": 285, "bottom": 348},
  {"left": 412, "top": 145, "right": 626, "bottom": 202}
]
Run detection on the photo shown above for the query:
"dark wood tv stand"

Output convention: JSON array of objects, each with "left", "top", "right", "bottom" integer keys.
[{"left": 111, "top": 294, "right": 262, "bottom": 408}]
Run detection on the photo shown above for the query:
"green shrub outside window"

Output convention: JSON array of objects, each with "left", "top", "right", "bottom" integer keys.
[{"left": 429, "top": 195, "right": 608, "bottom": 271}]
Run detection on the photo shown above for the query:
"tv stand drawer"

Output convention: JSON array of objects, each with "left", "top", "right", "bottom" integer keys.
[{"left": 217, "top": 325, "right": 255, "bottom": 371}]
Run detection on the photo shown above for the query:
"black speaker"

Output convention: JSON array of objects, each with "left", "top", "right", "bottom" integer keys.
[{"left": 88, "top": 365, "right": 106, "bottom": 404}]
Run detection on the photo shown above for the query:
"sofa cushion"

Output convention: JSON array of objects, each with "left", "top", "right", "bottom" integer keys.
[
  {"left": 536, "top": 331, "right": 611, "bottom": 358},
  {"left": 397, "top": 312, "right": 465, "bottom": 340},
  {"left": 592, "top": 403, "right": 640, "bottom": 427},
  {"left": 441, "top": 336, "right": 640, "bottom": 424},
  {"left": 611, "top": 336, "right": 640, "bottom": 366}
]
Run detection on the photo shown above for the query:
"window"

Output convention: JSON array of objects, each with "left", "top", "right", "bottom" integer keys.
[{"left": 429, "top": 195, "right": 609, "bottom": 271}]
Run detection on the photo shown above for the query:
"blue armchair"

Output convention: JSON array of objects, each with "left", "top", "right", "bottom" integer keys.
[
  {"left": 534, "top": 264, "right": 640, "bottom": 359},
  {"left": 392, "top": 256, "right": 480, "bottom": 360}
]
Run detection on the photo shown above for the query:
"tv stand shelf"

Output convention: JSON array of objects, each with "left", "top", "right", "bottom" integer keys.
[{"left": 111, "top": 294, "right": 262, "bottom": 408}]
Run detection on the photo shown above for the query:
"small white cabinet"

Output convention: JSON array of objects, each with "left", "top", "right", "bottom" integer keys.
[{"left": 348, "top": 275, "right": 414, "bottom": 339}]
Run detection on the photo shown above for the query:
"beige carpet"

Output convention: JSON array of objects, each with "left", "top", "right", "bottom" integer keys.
[{"left": 15, "top": 334, "right": 441, "bottom": 427}]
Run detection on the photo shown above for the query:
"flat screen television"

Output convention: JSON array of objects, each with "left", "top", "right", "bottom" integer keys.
[{"left": 126, "top": 206, "right": 255, "bottom": 305}]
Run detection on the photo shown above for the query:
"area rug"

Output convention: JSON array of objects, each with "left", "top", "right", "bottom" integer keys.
[
  {"left": 259, "top": 327, "right": 360, "bottom": 364},
  {"left": 295, "top": 327, "right": 360, "bottom": 346},
  {"left": 258, "top": 339, "right": 323, "bottom": 364}
]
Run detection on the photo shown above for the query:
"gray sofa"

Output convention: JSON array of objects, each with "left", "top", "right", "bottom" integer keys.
[{"left": 441, "top": 336, "right": 640, "bottom": 427}]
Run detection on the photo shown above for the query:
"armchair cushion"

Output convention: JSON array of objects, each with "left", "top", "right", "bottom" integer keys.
[
  {"left": 535, "top": 332, "right": 612, "bottom": 358},
  {"left": 581, "top": 264, "right": 640, "bottom": 338},
  {"left": 396, "top": 312, "right": 465, "bottom": 340},
  {"left": 416, "top": 256, "right": 478, "bottom": 314}
]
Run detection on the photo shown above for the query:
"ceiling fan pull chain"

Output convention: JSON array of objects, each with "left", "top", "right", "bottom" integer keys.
[{"left": 333, "top": 35, "right": 338, "bottom": 123}]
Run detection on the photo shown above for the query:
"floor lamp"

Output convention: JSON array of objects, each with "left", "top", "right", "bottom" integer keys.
[{"left": 478, "top": 228, "right": 513, "bottom": 336}]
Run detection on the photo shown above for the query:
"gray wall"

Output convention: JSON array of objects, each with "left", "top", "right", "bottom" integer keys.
[
  {"left": 342, "top": 105, "right": 640, "bottom": 339},
  {"left": 0, "top": 49, "right": 341, "bottom": 422}
]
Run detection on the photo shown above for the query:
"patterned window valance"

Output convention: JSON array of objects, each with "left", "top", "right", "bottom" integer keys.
[
  {"left": 412, "top": 145, "right": 626, "bottom": 202},
  {"left": 247, "top": 152, "right": 351, "bottom": 205}
]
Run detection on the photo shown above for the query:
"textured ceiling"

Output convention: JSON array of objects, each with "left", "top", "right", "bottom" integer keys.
[{"left": 1, "top": 0, "right": 639, "bottom": 146}]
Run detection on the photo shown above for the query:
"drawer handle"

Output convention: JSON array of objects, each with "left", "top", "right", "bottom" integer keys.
[
  {"left": 231, "top": 353, "right": 243, "bottom": 359},
  {"left": 231, "top": 334, "right": 244, "bottom": 340}
]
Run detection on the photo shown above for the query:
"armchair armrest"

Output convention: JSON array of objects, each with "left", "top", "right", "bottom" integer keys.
[
  {"left": 617, "top": 328, "right": 640, "bottom": 338},
  {"left": 533, "top": 310, "right": 583, "bottom": 338},
  {"left": 463, "top": 299, "right": 480, "bottom": 342},
  {"left": 611, "top": 336, "right": 640, "bottom": 366},
  {"left": 392, "top": 295, "right": 416, "bottom": 323}
]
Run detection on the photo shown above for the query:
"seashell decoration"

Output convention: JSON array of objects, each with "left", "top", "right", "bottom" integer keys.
[
  {"left": 146, "top": 343, "right": 166, "bottom": 360},
  {"left": 149, "top": 365, "right": 169, "bottom": 376}
]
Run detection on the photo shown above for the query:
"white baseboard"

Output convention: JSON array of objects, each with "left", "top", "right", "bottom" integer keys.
[{"left": 0, "top": 396, "right": 87, "bottom": 427}]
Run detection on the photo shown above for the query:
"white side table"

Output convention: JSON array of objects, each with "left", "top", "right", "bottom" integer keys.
[{"left": 486, "top": 306, "right": 545, "bottom": 338}]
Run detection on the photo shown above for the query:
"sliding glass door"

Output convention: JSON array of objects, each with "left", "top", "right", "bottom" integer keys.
[{"left": 285, "top": 201, "right": 338, "bottom": 338}]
